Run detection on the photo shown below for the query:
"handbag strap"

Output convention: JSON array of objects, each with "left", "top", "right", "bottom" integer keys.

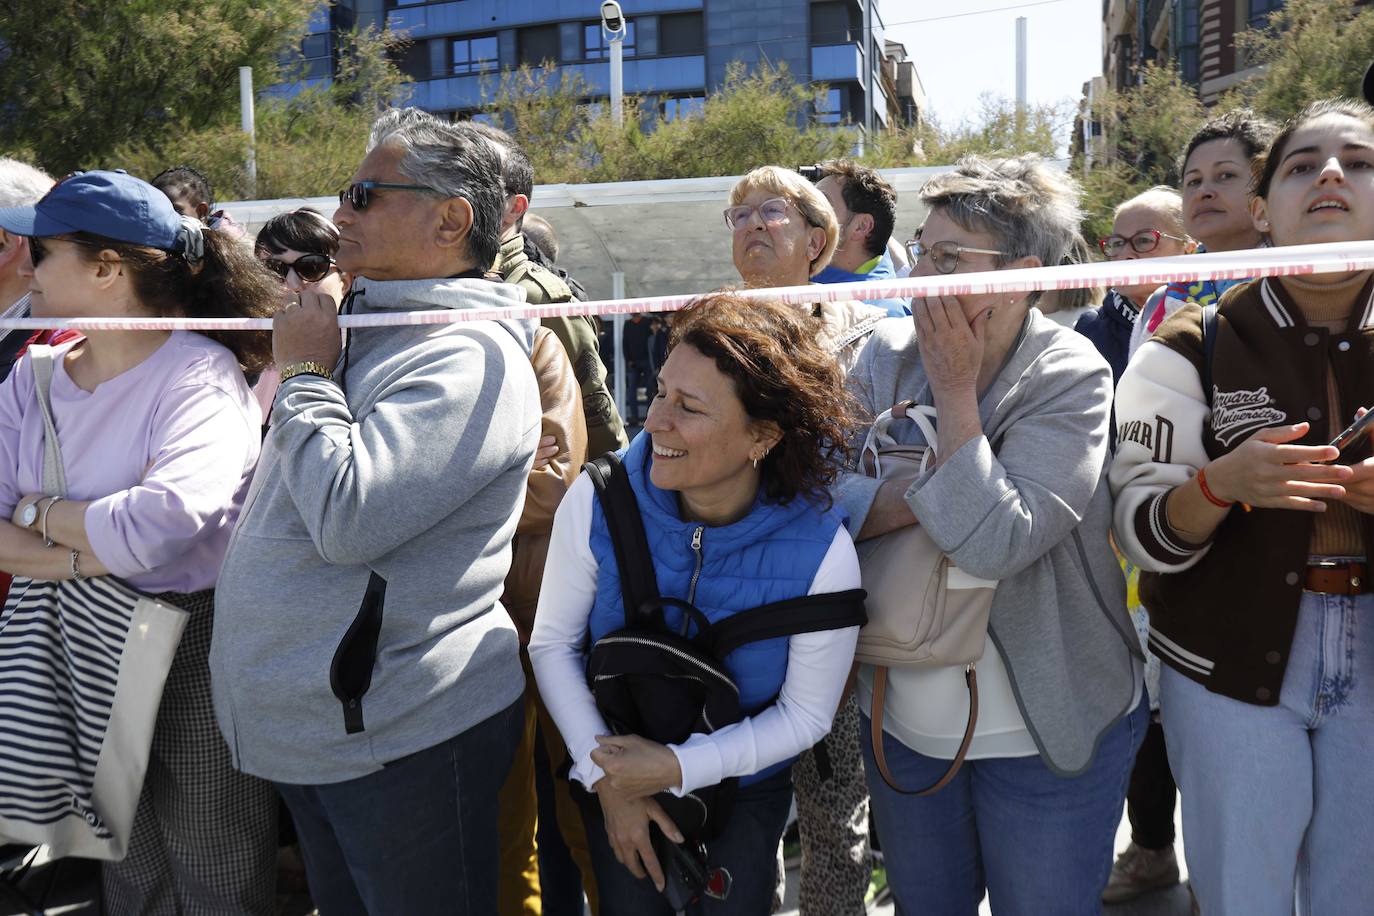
[
  {"left": 869, "top": 664, "right": 979, "bottom": 795},
  {"left": 708, "top": 588, "right": 868, "bottom": 658},
  {"left": 864, "top": 400, "right": 940, "bottom": 478},
  {"left": 28, "top": 345, "right": 68, "bottom": 498}
]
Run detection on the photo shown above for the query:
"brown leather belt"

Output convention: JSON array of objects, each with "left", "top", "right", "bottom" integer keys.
[{"left": 1304, "top": 562, "right": 1370, "bottom": 595}]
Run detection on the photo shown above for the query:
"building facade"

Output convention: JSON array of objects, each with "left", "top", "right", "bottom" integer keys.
[
  {"left": 285, "top": 0, "right": 921, "bottom": 131},
  {"left": 1099, "top": 0, "right": 1287, "bottom": 105}
]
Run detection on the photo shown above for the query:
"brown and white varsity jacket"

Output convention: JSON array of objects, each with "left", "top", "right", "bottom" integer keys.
[{"left": 1109, "top": 276, "right": 1374, "bottom": 706}]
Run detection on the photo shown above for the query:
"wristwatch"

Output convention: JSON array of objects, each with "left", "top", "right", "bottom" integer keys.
[
  {"left": 280, "top": 361, "right": 335, "bottom": 383},
  {"left": 18, "top": 499, "right": 39, "bottom": 530}
]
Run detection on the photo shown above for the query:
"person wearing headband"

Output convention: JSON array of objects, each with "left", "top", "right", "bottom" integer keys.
[{"left": 0, "top": 169, "right": 280, "bottom": 911}]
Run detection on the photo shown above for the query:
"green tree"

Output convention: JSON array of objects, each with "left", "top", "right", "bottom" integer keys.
[
  {"left": 109, "top": 25, "right": 411, "bottom": 201},
  {"left": 0, "top": 0, "right": 320, "bottom": 175},
  {"left": 482, "top": 61, "right": 857, "bottom": 183},
  {"left": 1078, "top": 62, "right": 1206, "bottom": 242},
  {"left": 1224, "top": 0, "right": 1374, "bottom": 121}
]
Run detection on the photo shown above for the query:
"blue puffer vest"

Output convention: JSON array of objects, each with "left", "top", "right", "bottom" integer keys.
[{"left": 588, "top": 432, "right": 844, "bottom": 783}]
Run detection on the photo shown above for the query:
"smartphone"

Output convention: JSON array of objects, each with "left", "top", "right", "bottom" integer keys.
[{"left": 1328, "top": 408, "right": 1374, "bottom": 451}]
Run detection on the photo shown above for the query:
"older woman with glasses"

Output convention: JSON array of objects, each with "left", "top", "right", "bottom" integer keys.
[
  {"left": 724, "top": 165, "right": 887, "bottom": 915},
  {"left": 837, "top": 155, "right": 1145, "bottom": 914}
]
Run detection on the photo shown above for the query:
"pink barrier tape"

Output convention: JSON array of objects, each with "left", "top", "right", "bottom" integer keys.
[{"left": 5, "top": 240, "right": 1374, "bottom": 331}]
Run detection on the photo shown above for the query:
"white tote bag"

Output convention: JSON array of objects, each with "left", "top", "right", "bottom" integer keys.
[{"left": 0, "top": 346, "right": 188, "bottom": 859}]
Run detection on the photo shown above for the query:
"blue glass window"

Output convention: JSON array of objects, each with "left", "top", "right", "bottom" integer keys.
[
  {"left": 1174, "top": 0, "right": 1201, "bottom": 84},
  {"left": 585, "top": 20, "right": 636, "bottom": 60},
  {"left": 663, "top": 96, "right": 705, "bottom": 121},
  {"left": 1248, "top": 0, "right": 1283, "bottom": 29},
  {"left": 816, "top": 88, "right": 843, "bottom": 125},
  {"left": 453, "top": 35, "right": 498, "bottom": 75}
]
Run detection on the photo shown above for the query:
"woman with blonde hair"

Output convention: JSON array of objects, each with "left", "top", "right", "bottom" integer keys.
[{"left": 725, "top": 164, "right": 887, "bottom": 912}]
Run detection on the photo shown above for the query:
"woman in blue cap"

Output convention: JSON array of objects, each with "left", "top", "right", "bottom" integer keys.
[{"left": 0, "top": 170, "right": 279, "bottom": 913}]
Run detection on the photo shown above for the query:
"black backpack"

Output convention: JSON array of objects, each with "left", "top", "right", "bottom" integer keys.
[{"left": 582, "top": 454, "right": 866, "bottom": 905}]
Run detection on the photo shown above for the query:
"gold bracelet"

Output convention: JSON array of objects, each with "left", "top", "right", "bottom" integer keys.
[{"left": 280, "top": 360, "right": 335, "bottom": 383}]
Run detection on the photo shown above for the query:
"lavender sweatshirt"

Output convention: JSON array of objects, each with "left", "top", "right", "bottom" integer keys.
[{"left": 0, "top": 332, "right": 260, "bottom": 593}]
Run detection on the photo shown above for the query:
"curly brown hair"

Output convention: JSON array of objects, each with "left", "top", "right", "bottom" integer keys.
[
  {"left": 71, "top": 228, "right": 277, "bottom": 373},
  {"left": 667, "top": 292, "right": 857, "bottom": 507}
]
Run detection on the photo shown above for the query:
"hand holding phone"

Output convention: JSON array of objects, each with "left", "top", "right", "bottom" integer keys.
[{"left": 1329, "top": 407, "right": 1374, "bottom": 452}]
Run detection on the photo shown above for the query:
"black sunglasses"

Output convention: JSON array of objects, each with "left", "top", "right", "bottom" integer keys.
[
  {"left": 338, "top": 181, "right": 439, "bottom": 211},
  {"left": 28, "top": 236, "right": 110, "bottom": 267},
  {"left": 260, "top": 253, "right": 336, "bottom": 284}
]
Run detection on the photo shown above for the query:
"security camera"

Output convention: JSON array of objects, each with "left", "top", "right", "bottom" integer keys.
[{"left": 600, "top": 1, "right": 625, "bottom": 35}]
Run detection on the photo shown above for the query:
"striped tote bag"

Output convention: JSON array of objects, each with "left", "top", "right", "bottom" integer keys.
[{"left": 0, "top": 347, "right": 187, "bottom": 859}]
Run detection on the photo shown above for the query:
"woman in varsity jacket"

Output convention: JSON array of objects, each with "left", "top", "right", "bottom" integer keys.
[
  {"left": 1111, "top": 98, "right": 1374, "bottom": 915},
  {"left": 529, "top": 293, "right": 862, "bottom": 916}
]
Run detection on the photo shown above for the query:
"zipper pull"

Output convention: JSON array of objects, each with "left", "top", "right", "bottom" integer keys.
[{"left": 691, "top": 527, "right": 703, "bottom": 551}]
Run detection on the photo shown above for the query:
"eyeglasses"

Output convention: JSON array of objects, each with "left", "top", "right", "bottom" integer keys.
[
  {"left": 906, "top": 238, "right": 1005, "bottom": 275},
  {"left": 723, "top": 197, "right": 794, "bottom": 230},
  {"left": 260, "top": 253, "right": 337, "bottom": 283},
  {"left": 1098, "top": 229, "right": 1188, "bottom": 256},
  {"left": 27, "top": 236, "right": 110, "bottom": 267},
  {"left": 338, "top": 181, "right": 440, "bottom": 211}
]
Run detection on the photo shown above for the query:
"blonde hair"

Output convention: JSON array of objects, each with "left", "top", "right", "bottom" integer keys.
[
  {"left": 729, "top": 166, "right": 839, "bottom": 277},
  {"left": 1113, "top": 185, "right": 1186, "bottom": 237}
]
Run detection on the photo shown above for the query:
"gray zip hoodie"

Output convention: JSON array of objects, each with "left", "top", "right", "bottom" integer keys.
[
  {"left": 837, "top": 311, "right": 1143, "bottom": 776},
  {"left": 212, "top": 278, "right": 541, "bottom": 785}
]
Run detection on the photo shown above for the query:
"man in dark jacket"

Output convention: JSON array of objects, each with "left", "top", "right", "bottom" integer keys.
[{"left": 462, "top": 122, "right": 628, "bottom": 459}]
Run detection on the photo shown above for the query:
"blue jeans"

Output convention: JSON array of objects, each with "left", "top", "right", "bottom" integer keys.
[
  {"left": 1160, "top": 589, "right": 1374, "bottom": 916},
  {"left": 576, "top": 768, "right": 794, "bottom": 916},
  {"left": 863, "top": 696, "right": 1146, "bottom": 916},
  {"left": 275, "top": 700, "right": 522, "bottom": 916}
]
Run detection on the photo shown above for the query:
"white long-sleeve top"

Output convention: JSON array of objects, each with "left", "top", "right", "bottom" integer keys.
[{"left": 528, "top": 473, "right": 862, "bottom": 797}]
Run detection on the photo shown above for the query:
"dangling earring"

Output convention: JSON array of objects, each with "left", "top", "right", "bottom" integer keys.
[{"left": 752, "top": 456, "right": 759, "bottom": 469}]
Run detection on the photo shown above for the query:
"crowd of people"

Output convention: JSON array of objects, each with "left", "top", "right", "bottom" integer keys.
[{"left": 0, "top": 86, "right": 1369, "bottom": 916}]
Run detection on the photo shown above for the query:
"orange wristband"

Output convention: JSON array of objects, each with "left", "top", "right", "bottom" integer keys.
[{"left": 1196, "top": 465, "right": 1233, "bottom": 509}]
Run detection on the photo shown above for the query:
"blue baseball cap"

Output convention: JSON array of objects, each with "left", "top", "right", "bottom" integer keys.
[{"left": 0, "top": 170, "right": 191, "bottom": 255}]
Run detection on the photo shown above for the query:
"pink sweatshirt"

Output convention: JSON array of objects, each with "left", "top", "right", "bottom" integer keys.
[{"left": 0, "top": 332, "right": 261, "bottom": 593}]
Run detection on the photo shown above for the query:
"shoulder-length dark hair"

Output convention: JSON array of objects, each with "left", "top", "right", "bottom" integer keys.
[
  {"left": 72, "top": 228, "right": 277, "bottom": 372},
  {"left": 667, "top": 292, "right": 857, "bottom": 507},
  {"left": 255, "top": 207, "right": 340, "bottom": 258}
]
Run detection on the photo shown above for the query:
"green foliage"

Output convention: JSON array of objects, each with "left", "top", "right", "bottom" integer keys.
[
  {"left": 917, "top": 95, "right": 1071, "bottom": 165},
  {"left": 0, "top": 0, "right": 320, "bottom": 175},
  {"left": 109, "top": 26, "right": 411, "bottom": 201},
  {"left": 483, "top": 61, "right": 858, "bottom": 183},
  {"left": 1080, "top": 63, "right": 1207, "bottom": 241},
  {"left": 1223, "top": 0, "right": 1374, "bottom": 121}
]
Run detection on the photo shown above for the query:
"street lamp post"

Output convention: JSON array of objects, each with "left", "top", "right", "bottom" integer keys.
[
  {"left": 601, "top": 1, "right": 629, "bottom": 421},
  {"left": 601, "top": 1, "right": 626, "bottom": 128}
]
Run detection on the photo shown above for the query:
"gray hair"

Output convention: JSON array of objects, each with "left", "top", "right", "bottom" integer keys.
[
  {"left": 0, "top": 158, "right": 54, "bottom": 210},
  {"left": 367, "top": 108, "right": 506, "bottom": 271},
  {"left": 919, "top": 155, "right": 1082, "bottom": 304},
  {"left": 523, "top": 213, "right": 558, "bottom": 262}
]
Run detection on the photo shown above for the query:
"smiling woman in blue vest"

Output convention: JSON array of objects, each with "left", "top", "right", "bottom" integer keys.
[{"left": 529, "top": 293, "right": 862, "bottom": 915}]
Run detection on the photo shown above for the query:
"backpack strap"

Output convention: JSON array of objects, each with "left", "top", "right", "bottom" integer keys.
[
  {"left": 584, "top": 454, "right": 661, "bottom": 627},
  {"left": 708, "top": 588, "right": 867, "bottom": 658},
  {"left": 1201, "top": 303, "right": 1219, "bottom": 409}
]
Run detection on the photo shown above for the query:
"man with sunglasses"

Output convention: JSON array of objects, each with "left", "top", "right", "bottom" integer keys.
[{"left": 213, "top": 107, "right": 542, "bottom": 916}]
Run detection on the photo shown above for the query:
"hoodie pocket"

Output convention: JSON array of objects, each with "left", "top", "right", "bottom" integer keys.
[{"left": 329, "top": 572, "right": 387, "bottom": 735}]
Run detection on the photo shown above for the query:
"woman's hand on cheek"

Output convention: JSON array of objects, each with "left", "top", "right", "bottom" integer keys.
[{"left": 913, "top": 295, "right": 990, "bottom": 395}]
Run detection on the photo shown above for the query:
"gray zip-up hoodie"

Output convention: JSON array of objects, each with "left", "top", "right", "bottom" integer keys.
[
  {"left": 836, "top": 311, "right": 1143, "bottom": 776},
  {"left": 212, "top": 278, "right": 541, "bottom": 785}
]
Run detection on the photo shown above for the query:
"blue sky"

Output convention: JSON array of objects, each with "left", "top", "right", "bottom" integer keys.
[{"left": 883, "top": 0, "right": 1101, "bottom": 134}]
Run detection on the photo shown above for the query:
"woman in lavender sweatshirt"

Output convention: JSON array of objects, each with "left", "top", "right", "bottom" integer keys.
[{"left": 0, "top": 171, "right": 281, "bottom": 914}]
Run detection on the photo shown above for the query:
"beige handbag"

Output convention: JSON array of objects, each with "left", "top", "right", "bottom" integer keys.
[{"left": 854, "top": 401, "right": 997, "bottom": 795}]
